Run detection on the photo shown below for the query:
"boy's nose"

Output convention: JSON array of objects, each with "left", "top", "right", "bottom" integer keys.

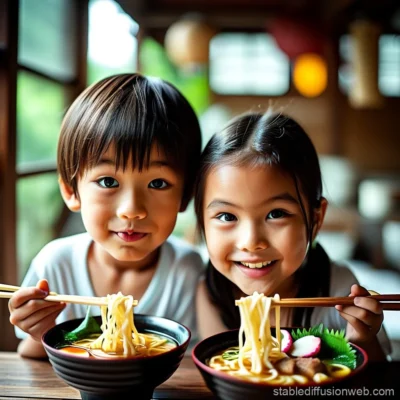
[{"left": 117, "top": 192, "right": 147, "bottom": 220}]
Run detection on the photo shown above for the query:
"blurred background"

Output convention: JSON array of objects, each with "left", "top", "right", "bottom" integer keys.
[{"left": 0, "top": 0, "right": 399, "bottom": 354}]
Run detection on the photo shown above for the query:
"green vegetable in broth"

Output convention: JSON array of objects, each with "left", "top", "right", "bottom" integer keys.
[
  {"left": 62, "top": 307, "right": 101, "bottom": 344},
  {"left": 57, "top": 295, "right": 177, "bottom": 358},
  {"left": 222, "top": 347, "right": 240, "bottom": 361}
]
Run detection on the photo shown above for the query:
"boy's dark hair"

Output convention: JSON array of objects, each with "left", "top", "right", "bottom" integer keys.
[
  {"left": 58, "top": 73, "right": 202, "bottom": 209},
  {"left": 194, "top": 111, "right": 330, "bottom": 328}
]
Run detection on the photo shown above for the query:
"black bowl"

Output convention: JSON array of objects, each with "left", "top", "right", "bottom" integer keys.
[
  {"left": 192, "top": 328, "right": 368, "bottom": 400},
  {"left": 42, "top": 314, "right": 190, "bottom": 400}
]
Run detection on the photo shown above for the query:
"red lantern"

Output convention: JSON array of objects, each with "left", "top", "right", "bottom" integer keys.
[{"left": 268, "top": 17, "right": 324, "bottom": 60}]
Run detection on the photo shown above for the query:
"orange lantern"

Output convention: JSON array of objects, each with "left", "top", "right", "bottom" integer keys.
[
  {"left": 164, "top": 16, "right": 216, "bottom": 69},
  {"left": 293, "top": 53, "right": 328, "bottom": 97}
]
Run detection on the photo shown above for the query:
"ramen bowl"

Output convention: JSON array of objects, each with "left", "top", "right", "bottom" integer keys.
[
  {"left": 192, "top": 328, "right": 368, "bottom": 400},
  {"left": 42, "top": 314, "right": 190, "bottom": 400}
]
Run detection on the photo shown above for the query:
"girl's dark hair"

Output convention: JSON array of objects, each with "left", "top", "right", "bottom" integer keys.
[
  {"left": 194, "top": 111, "right": 331, "bottom": 328},
  {"left": 58, "top": 73, "right": 202, "bottom": 208}
]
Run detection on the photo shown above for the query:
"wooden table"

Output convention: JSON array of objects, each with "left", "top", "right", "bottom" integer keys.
[
  {"left": 0, "top": 352, "right": 214, "bottom": 399},
  {"left": 1, "top": 352, "right": 399, "bottom": 399}
]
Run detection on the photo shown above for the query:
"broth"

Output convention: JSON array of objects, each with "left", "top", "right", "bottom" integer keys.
[{"left": 60, "top": 332, "right": 177, "bottom": 358}]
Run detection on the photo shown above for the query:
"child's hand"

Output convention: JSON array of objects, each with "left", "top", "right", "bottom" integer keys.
[
  {"left": 8, "top": 279, "right": 66, "bottom": 342},
  {"left": 335, "top": 284, "right": 383, "bottom": 345}
]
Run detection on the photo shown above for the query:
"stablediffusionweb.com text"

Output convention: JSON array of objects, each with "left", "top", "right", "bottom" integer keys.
[{"left": 273, "top": 387, "right": 395, "bottom": 396}]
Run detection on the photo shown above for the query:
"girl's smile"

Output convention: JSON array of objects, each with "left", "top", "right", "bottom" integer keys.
[
  {"left": 235, "top": 260, "right": 276, "bottom": 268},
  {"left": 234, "top": 259, "right": 277, "bottom": 279}
]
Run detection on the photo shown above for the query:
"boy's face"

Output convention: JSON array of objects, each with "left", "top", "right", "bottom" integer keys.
[
  {"left": 202, "top": 163, "right": 317, "bottom": 298},
  {"left": 65, "top": 145, "right": 184, "bottom": 269}
]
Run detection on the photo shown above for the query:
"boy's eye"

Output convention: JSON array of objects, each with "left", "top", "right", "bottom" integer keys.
[
  {"left": 149, "top": 179, "right": 168, "bottom": 189},
  {"left": 216, "top": 213, "right": 237, "bottom": 222},
  {"left": 97, "top": 177, "right": 119, "bottom": 188},
  {"left": 267, "top": 209, "right": 287, "bottom": 219}
]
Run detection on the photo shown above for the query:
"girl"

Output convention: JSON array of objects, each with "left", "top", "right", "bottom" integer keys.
[
  {"left": 9, "top": 73, "right": 204, "bottom": 358},
  {"left": 194, "top": 111, "right": 391, "bottom": 361}
]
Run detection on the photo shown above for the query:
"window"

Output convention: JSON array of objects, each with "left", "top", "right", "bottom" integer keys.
[
  {"left": 15, "top": 0, "right": 83, "bottom": 281},
  {"left": 379, "top": 35, "right": 400, "bottom": 96},
  {"left": 339, "top": 34, "right": 400, "bottom": 97},
  {"left": 14, "top": 0, "right": 140, "bottom": 279},
  {"left": 88, "top": 0, "right": 138, "bottom": 84},
  {"left": 17, "top": 71, "right": 65, "bottom": 166},
  {"left": 18, "top": 0, "right": 77, "bottom": 81},
  {"left": 209, "top": 33, "right": 290, "bottom": 95}
]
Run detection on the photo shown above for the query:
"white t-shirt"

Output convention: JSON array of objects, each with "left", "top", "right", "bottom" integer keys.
[
  {"left": 311, "top": 263, "right": 392, "bottom": 359},
  {"left": 15, "top": 233, "right": 205, "bottom": 349}
]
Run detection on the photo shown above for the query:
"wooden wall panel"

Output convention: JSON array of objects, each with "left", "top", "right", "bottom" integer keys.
[
  {"left": 212, "top": 94, "right": 336, "bottom": 155},
  {"left": 0, "top": 0, "right": 19, "bottom": 351},
  {"left": 339, "top": 98, "right": 400, "bottom": 172}
]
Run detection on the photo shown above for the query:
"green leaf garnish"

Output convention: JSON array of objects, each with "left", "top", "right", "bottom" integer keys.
[
  {"left": 290, "top": 324, "right": 357, "bottom": 369},
  {"left": 61, "top": 307, "right": 101, "bottom": 344},
  {"left": 321, "top": 329, "right": 354, "bottom": 355},
  {"left": 291, "top": 323, "right": 324, "bottom": 340}
]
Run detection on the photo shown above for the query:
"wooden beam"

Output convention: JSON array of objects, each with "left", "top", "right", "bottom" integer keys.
[
  {"left": 16, "top": 160, "right": 57, "bottom": 178},
  {"left": 73, "top": 0, "right": 88, "bottom": 98},
  {"left": 0, "top": 0, "right": 19, "bottom": 351},
  {"left": 115, "top": 0, "right": 146, "bottom": 25},
  {"left": 140, "top": 12, "right": 271, "bottom": 30},
  {"left": 320, "top": 0, "right": 356, "bottom": 19}
]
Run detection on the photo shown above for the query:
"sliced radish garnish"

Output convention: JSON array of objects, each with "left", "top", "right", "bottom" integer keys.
[
  {"left": 280, "top": 329, "right": 293, "bottom": 353},
  {"left": 289, "top": 335, "right": 321, "bottom": 358}
]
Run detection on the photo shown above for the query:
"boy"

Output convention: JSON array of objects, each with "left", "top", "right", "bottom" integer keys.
[{"left": 9, "top": 73, "right": 204, "bottom": 358}]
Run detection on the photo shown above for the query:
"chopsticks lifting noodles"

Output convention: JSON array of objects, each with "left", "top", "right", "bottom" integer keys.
[
  {"left": 0, "top": 283, "right": 138, "bottom": 307},
  {"left": 272, "top": 294, "right": 400, "bottom": 310}
]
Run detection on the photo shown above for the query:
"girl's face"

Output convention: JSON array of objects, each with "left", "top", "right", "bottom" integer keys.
[
  {"left": 203, "top": 163, "right": 311, "bottom": 297},
  {"left": 62, "top": 144, "right": 184, "bottom": 270}
]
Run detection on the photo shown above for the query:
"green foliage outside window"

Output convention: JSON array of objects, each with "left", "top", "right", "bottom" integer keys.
[
  {"left": 17, "top": 174, "right": 64, "bottom": 280},
  {"left": 16, "top": 72, "right": 66, "bottom": 279},
  {"left": 139, "top": 37, "right": 210, "bottom": 116},
  {"left": 17, "top": 71, "right": 65, "bottom": 165}
]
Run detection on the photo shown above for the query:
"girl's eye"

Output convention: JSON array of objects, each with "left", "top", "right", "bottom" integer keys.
[
  {"left": 216, "top": 213, "right": 237, "bottom": 222},
  {"left": 149, "top": 179, "right": 169, "bottom": 189},
  {"left": 267, "top": 209, "right": 287, "bottom": 219},
  {"left": 97, "top": 177, "right": 119, "bottom": 188}
]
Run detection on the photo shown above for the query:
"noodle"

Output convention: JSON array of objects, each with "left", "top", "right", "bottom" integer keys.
[
  {"left": 235, "top": 292, "right": 285, "bottom": 379},
  {"left": 208, "top": 292, "right": 352, "bottom": 385},
  {"left": 70, "top": 292, "right": 175, "bottom": 357}
]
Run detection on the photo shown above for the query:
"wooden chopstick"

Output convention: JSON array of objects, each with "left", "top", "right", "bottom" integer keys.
[
  {"left": 0, "top": 291, "right": 110, "bottom": 306},
  {"left": 273, "top": 294, "right": 400, "bottom": 310},
  {"left": 0, "top": 284, "right": 138, "bottom": 307},
  {"left": 0, "top": 283, "right": 58, "bottom": 296}
]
